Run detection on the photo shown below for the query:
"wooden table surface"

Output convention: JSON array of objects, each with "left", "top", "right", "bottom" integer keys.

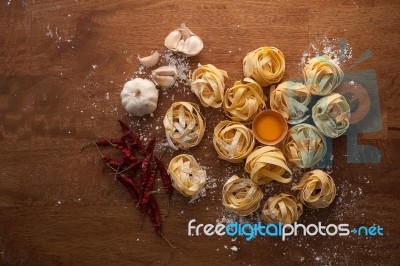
[{"left": 1, "top": 0, "right": 400, "bottom": 265}]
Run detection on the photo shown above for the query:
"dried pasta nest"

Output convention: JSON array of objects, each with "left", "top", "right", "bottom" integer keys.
[
  {"left": 163, "top": 101, "right": 205, "bottom": 150},
  {"left": 292, "top": 169, "right": 336, "bottom": 209},
  {"left": 213, "top": 120, "right": 255, "bottom": 163},
  {"left": 243, "top": 46, "right": 285, "bottom": 86},
  {"left": 303, "top": 55, "right": 344, "bottom": 96},
  {"left": 168, "top": 154, "right": 207, "bottom": 197},
  {"left": 270, "top": 81, "right": 312, "bottom": 124},
  {"left": 191, "top": 64, "right": 228, "bottom": 108},
  {"left": 244, "top": 146, "right": 292, "bottom": 185},
  {"left": 262, "top": 193, "right": 303, "bottom": 224},
  {"left": 223, "top": 78, "right": 266, "bottom": 122},
  {"left": 222, "top": 175, "right": 263, "bottom": 216},
  {"left": 312, "top": 93, "right": 351, "bottom": 138},
  {"left": 283, "top": 123, "right": 327, "bottom": 168}
]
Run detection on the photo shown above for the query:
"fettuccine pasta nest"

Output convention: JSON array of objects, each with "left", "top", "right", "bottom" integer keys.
[
  {"left": 163, "top": 101, "right": 206, "bottom": 150},
  {"left": 283, "top": 123, "right": 327, "bottom": 168},
  {"left": 303, "top": 54, "right": 344, "bottom": 96},
  {"left": 223, "top": 78, "right": 266, "bottom": 122},
  {"left": 244, "top": 146, "right": 292, "bottom": 185},
  {"left": 270, "top": 81, "right": 312, "bottom": 124},
  {"left": 191, "top": 64, "right": 228, "bottom": 108},
  {"left": 168, "top": 154, "right": 207, "bottom": 197},
  {"left": 312, "top": 93, "right": 351, "bottom": 138},
  {"left": 292, "top": 169, "right": 336, "bottom": 209},
  {"left": 222, "top": 175, "right": 263, "bottom": 216},
  {"left": 213, "top": 120, "right": 255, "bottom": 163},
  {"left": 243, "top": 46, "right": 285, "bottom": 86},
  {"left": 262, "top": 193, "right": 303, "bottom": 224}
]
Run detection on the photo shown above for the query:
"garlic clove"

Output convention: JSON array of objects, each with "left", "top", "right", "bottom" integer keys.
[
  {"left": 152, "top": 65, "right": 178, "bottom": 89},
  {"left": 153, "top": 76, "right": 176, "bottom": 88},
  {"left": 153, "top": 65, "right": 178, "bottom": 76},
  {"left": 177, "top": 39, "right": 185, "bottom": 52},
  {"left": 164, "top": 30, "right": 182, "bottom": 51},
  {"left": 181, "top": 36, "right": 203, "bottom": 56},
  {"left": 138, "top": 51, "right": 160, "bottom": 68}
]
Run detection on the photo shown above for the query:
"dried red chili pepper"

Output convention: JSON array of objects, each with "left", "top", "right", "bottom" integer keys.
[
  {"left": 136, "top": 133, "right": 146, "bottom": 155},
  {"left": 117, "top": 144, "right": 137, "bottom": 163},
  {"left": 147, "top": 196, "right": 162, "bottom": 232},
  {"left": 118, "top": 120, "right": 131, "bottom": 135},
  {"left": 140, "top": 167, "right": 157, "bottom": 217},
  {"left": 117, "top": 174, "right": 159, "bottom": 231},
  {"left": 102, "top": 156, "right": 124, "bottom": 169},
  {"left": 154, "top": 156, "right": 173, "bottom": 196},
  {"left": 140, "top": 152, "right": 152, "bottom": 186},
  {"left": 145, "top": 137, "right": 157, "bottom": 154},
  {"left": 116, "top": 174, "right": 141, "bottom": 203},
  {"left": 118, "top": 120, "right": 147, "bottom": 155},
  {"left": 114, "top": 159, "right": 143, "bottom": 176},
  {"left": 147, "top": 196, "right": 175, "bottom": 248}
]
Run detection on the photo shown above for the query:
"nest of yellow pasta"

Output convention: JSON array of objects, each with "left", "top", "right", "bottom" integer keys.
[
  {"left": 262, "top": 193, "right": 303, "bottom": 224},
  {"left": 222, "top": 175, "right": 263, "bottom": 216},
  {"left": 223, "top": 78, "right": 266, "bottom": 122},
  {"left": 213, "top": 120, "right": 255, "bottom": 163},
  {"left": 168, "top": 154, "right": 207, "bottom": 197},
  {"left": 303, "top": 54, "right": 344, "bottom": 96},
  {"left": 245, "top": 146, "right": 292, "bottom": 185},
  {"left": 292, "top": 170, "right": 336, "bottom": 209},
  {"left": 191, "top": 64, "right": 228, "bottom": 108},
  {"left": 243, "top": 46, "right": 285, "bottom": 86},
  {"left": 312, "top": 93, "right": 351, "bottom": 138},
  {"left": 163, "top": 101, "right": 206, "bottom": 150},
  {"left": 283, "top": 123, "right": 327, "bottom": 168},
  {"left": 270, "top": 81, "right": 312, "bottom": 124}
]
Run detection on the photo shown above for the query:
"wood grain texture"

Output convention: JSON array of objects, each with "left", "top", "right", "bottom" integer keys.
[{"left": 1, "top": 0, "right": 399, "bottom": 265}]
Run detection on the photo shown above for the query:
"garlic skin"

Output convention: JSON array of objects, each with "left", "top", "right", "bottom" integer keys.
[
  {"left": 151, "top": 65, "right": 178, "bottom": 89},
  {"left": 120, "top": 78, "right": 159, "bottom": 117},
  {"left": 138, "top": 51, "right": 160, "bottom": 68},
  {"left": 164, "top": 23, "right": 203, "bottom": 57}
]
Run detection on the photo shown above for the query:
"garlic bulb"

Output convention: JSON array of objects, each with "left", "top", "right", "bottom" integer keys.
[
  {"left": 168, "top": 154, "right": 207, "bottom": 197},
  {"left": 138, "top": 51, "right": 160, "bottom": 68},
  {"left": 164, "top": 23, "right": 204, "bottom": 57},
  {"left": 152, "top": 65, "right": 178, "bottom": 89},
  {"left": 120, "top": 78, "right": 159, "bottom": 117},
  {"left": 243, "top": 46, "right": 285, "bottom": 87},
  {"left": 292, "top": 170, "right": 336, "bottom": 209},
  {"left": 270, "top": 81, "right": 311, "bottom": 124},
  {"left": 191, "top": 64, "right": 228, "bottom": 108},
  {"left": 223, "top": 78, "right": 266, "bottom": 122},
  {"left": 222, "top": 175, "right": 263, "bottom": 216},
  {"left": 163, "top": 102, "right": 206, "bottom": 150},
  {"left": 303, "top": 54, "right": 344, "bottom": 95},
  {"left": 262, "top": 193, "right": 303, "bottom": 224}
]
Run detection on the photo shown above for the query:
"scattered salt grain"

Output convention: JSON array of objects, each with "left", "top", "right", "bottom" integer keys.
[
  {"left": 230, "top": 246, "right": 238, "bottom": 252},
  {"left": 299, "top": 37, "right": 353, "bottom": 69}
]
